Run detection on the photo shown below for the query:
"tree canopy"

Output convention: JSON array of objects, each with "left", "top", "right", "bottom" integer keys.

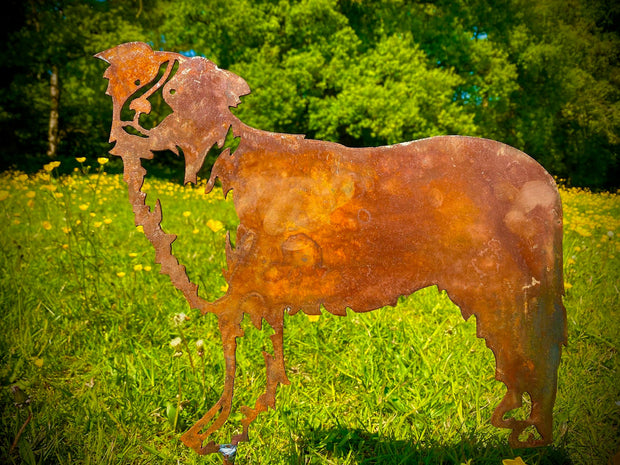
[{"left": 1, "top": 0, "right": 618, "bottom": 188}]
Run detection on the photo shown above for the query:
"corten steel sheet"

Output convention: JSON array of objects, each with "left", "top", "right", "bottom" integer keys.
[{"left": 96, "top": 42, "right": 566, "bottom": 459}]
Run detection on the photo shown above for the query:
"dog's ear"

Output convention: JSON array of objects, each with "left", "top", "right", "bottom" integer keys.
[
  {"left": 95, "top": 41, "right": 154, "bottom": 65},
  {"left": 95, "top": 42, "right": 170, "bottom": 104}
]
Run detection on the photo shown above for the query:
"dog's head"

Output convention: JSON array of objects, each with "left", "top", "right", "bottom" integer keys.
[{"left": 97, "top": 42, "right": 250, "bottom": 182}]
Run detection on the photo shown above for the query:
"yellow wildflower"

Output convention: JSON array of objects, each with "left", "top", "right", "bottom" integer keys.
[
  {"left": 306, "top": 314, "right": 320, "bottom": 322},
  {"left": 54, "top": 192, "right": 64, "bottom": 199},
  {"left": 26, "top": 191, "right": 36, "bottom": 198},
  {"left": 43, "top": 161, "right": 61, "bottom": 172},
  {"left": 79, "top": 203, "right": 89, "bottom": 211},
  {"left": 34, "top": 358, "right": 44, "bottom": 368},
  {"left": 206, "top": 219, "right": 224, "bottom": 232},
  {"left": 0, "top": 191, "right": 9, "bottom": 201},
  {"left": 116, "top": 272, "right": 126, "bottom": 278},
  {"left": 133, "top": 264, "right": 143, "bottom": 271},
  {"left": 144, "top": 266, "right": 152, "bottom": 272},
  {"left": 103, "top": 218, "right": 112, "bottom": 224},
  {"left": 17, "top": 174, "right": 28, "bottom": 182},
  {"left": 564, "top": 282, "right": 573, "bottom": 290},
  {"left": 575, "top": 227, "right": 591, "bottom": 237},
  {"left": 129, "top": 252, "right": 138, "bottom": 257},
  {"left": 42, "top": 221, "right": 52, "bottom": 230},
  {"left": 94, "top": 221, "right": 102, "bottom": 228},
  {"left": 97, "top": 157, "right": 109, "bottom": 165},
  {"left": 182, "top": 210, "right": 192, "bottom": 217},
  {"left": 76, "top": 157, "right": 86, "bottom": 163},
  {"left": 62, "top": 227, "right": 71, "bottom": 234},
  {"left": 27, "top": 199, "right": 35, "bottom": 208},
  {"left": 193, "top": 228, "right": 200, "bottom": 234},
  {"left": 502, "top": 458, "right": 528, "bottom": 465},
  {"left": 136, "top": 225, "right": 144, "bottom": 233}
]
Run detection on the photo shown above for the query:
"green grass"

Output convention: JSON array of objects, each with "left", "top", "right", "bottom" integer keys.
[{"left": 0, "top": 160, "right": 618, "bottom": 465}]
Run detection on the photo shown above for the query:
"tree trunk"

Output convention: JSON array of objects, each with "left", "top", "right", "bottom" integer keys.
[{"left": 47, "top": 65, "right": 59, "bottom": 158}]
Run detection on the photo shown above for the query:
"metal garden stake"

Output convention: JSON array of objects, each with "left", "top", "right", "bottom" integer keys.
[{"left": 97, "top": 42, "right": 566, "bottom": 461}]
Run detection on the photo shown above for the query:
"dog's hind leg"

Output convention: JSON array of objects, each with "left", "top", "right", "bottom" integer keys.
[
  {"left": 233, "top": 312, "right": 290, "bottom": 445},
  {"left": 180, "top": 311, "right": 244, "bottom": 455},
  {"left": 474, "top": 282, "right": 564, "bottom": 448},
  {"left": 490, "top": 288, "right": 565, "bottom": 448}
]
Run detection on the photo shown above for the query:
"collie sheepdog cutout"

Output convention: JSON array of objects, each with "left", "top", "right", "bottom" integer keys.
[{"left": 96, "top": 42, "right": 566, "bottom": 460}]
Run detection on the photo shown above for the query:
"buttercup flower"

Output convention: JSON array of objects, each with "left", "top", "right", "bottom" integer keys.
[
  {"left": 97, "top": 157, "right": 109, "bottom": 165},
  {"left": 76, "top": 157, "right": 86, "bottom": 163},
  {"left": 502, "top": 457, "right": 528, "bottom": 465},
  {"left": 43, "top": 161, "right": 61, "bottom": 172},
  {"left": 206, "top": 219, "right": 224, "bottom": 232}
]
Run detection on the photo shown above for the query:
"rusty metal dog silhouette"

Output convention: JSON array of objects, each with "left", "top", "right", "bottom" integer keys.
[{"left": 96, "top": 42, "right": 566, "bottom": 458}]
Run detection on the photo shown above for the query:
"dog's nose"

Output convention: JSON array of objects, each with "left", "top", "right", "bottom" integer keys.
[{"left": 224, "top": 70, "right": 250, "bottom": 99}]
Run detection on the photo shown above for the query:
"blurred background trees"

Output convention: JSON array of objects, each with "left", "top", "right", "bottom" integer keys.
[{"left": 1, "top": 0, "right": 618, "bottom": 188}]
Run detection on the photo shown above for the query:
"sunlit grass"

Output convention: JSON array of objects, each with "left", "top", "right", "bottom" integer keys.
[{"left": 0, "top": 161, "right": 618, "bottom": 464}]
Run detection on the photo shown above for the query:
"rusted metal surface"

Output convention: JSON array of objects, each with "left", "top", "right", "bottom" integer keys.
[{"left": 96, "top": 42, "right": 566, "bottom": 457}]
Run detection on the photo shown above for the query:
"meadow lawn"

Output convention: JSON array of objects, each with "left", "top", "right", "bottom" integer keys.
[{"left": 0, "top": 159, "right": 618, "bottom": 465}]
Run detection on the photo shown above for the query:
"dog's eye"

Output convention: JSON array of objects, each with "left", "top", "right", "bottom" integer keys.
[{"left": 134, "top": 79, "right": 140, "bottom": 86}]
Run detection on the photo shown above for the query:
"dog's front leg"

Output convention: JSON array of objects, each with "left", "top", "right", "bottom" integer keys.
[
  {"left": 233, "top": 312, "right": 290, "bottom": 445},
  {"left": 180, "top": 312, "right": 243, "bottom": 457}
]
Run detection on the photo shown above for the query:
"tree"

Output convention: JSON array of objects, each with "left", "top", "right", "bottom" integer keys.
[
  {"left": 0, "top": 0, "right": 617, "bottom": 187},
  {"left": 0, "top": 0, "right": 159, "bottom": 169}
]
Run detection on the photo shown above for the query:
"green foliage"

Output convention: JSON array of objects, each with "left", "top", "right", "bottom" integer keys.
[
  {"left": 0, "top": 164, "right": 618, "bottom": 464},
  {"left": 1, "top": 0, "right": 619, "bottom": 187}
]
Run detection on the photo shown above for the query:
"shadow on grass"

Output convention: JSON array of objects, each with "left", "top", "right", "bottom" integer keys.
[{"left": 286, "top": 426, "right": 572, "bottom": 465}]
